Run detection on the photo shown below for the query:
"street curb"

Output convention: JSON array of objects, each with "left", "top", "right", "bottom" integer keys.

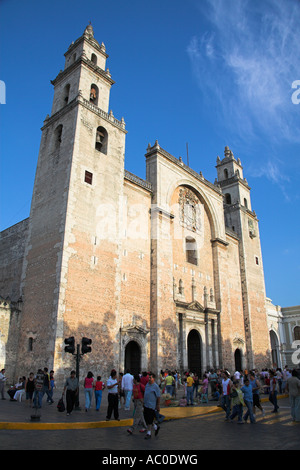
[{"left": 0, "top": 394, "right": 288, "bottom": 430}]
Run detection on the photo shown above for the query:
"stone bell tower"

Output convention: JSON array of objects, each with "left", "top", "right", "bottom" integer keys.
[
  {"left": 216, "top": 146, "right": 271, "bottom": 369},
  {"left": 17, "top": 25, "right": 127, "bottom": 379}
]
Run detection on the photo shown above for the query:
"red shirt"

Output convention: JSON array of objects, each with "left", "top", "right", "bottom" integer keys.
[
  {"left": 133, "top": 383, "right": 145, "bottom": 399},
  {"left": 95, "top": 380, "right": 104, "bottom": 391},
  {"left": 140, "top": 375, "right": 149, "bottom": 386}
]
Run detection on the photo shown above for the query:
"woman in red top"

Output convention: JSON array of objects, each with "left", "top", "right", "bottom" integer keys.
[
  {"left": 127, "top": 375, "right": 147, "bottom": 435},
  {"left": 94, "top": 375, "right": 105, "bottom": 411},
  {"left": 84, "top": 371, "right": 94, "bottom": 411}
]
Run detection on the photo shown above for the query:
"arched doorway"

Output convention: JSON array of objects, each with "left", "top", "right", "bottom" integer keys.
[
  {"left": 187, "top": 329, "right": 202, "bottom": 376},
  {"left": 234, "top": 348, "right": 242, "bottom": 372},
  {"left": 124, "top": 341, "right": 141, "bottom": 375}
]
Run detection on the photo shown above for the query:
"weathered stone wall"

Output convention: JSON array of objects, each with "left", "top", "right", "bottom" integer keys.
[{"left": 0, "top": 219, "right": 29, "bottom": 301}]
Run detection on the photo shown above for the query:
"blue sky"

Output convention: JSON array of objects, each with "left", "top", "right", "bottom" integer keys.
[{"left": 0, "top": 0, "right": 299, "bottom": 307}]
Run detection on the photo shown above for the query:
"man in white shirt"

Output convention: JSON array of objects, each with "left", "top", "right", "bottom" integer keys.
[
  {"left": 221, "top": 371, "right": 232, "bottom": 420},
  {"left": 234, "top": 370, "right": 241, "bottom": 381},
  {"left": 106, "top": 369, "right": 119, "bottom": 421},
  {"left": 122, "top": 369, "right": 134, "bottom": 410}
]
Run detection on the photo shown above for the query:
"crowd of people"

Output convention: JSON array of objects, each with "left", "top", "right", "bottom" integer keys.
[
  {"left": 62, "top": 368, "right": 162, "bottom": 440},
  {"left": 182, "top": 366, "right": 300, "bottom": 424},
  {"left": 0, "top": 367, "right": 55, "bottom": 407},
  {"left": 1, "top": 364, "right": 299, "bottom": 430}
]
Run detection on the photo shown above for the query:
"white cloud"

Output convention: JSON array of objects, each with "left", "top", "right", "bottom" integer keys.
[{"left": 187, "top": 0, "right": 300, "bottom": 143}]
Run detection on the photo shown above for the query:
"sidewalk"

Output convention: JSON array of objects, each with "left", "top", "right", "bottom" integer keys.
[{"left": 0, "top": 386, "right": 288, "bottom": 430}]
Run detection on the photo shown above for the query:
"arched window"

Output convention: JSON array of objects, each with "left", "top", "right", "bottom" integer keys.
[
  {"left": 294, "top": 326, "right": 300, "bottom": 341},
  {"left": 90, "top": 84, "right": 99, "bottom": 106},
  {"left": 225, "top": 193, "right": 232, "bottom": 205},
  {"left": 224, "top": 168, "right": 229, "bottom": 179},
  {"left": 244, "top": 198, "right": 248, "bottom": 208},
  {"left": 186, "top": 236, "right": 198, "bottom": 265},
  {"left": 91, "top": 53, "right": 97, "bottom": 65},
  {"left": 95, "top": 126, "right": 108, "bottom": 154}
]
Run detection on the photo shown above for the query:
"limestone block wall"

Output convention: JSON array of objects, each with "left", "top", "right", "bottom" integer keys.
[
  {"left": 239, "top": 209, "right": 271, "bottom": 369},
  {"left": 0, "top": 219, "right": 29, "bottom": 301},
  {"left": 0, "top": 298, "right": 21, "bottom": 382},
  {"left": 52, "top": 98, "right": 127, "bottom": 383},
  {"left": 15, "top": 105, "right": 79, "bottom": 377}
]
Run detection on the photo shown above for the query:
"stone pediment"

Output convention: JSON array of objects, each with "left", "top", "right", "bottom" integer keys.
[
  {"left": 121, "top": 325, "right": 149, "bottom": 336},
  {"left": 233, "top": 335, "right": 245, "bottom": 346},
  {"left": 187, "top": 301, "right": 205, "bottom": 312},
  {"left": 176, "top": 300, "right": 205, "bottom": 313}
]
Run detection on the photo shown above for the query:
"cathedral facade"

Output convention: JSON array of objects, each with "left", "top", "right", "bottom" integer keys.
[{"left": 0, "top": 26, "right": 272, "bottom": 384}]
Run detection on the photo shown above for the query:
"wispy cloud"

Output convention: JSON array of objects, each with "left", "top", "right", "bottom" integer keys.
[
  {"left": 187, "top": 0, "right": 300, "bottom": 143},
  {"left": 248, "top": 158, "right": 291, "bottom": 201}
]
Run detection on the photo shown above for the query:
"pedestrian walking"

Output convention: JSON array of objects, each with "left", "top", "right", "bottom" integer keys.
[
  {"left": 249, "top": 371, "right": 265, "bottom": 417},
  {"left": 241, "top": 378, "right": 256, "bottom": 423},
  {"left": 143, "top": 373, "right": 161, "bottom": 440},
  {"left": 221, "top": 371, "right": 232, "bottom": 420},
  {"left": 193, "top": 373, "right": 199, "bottom": 399},
  {"left": 42, "top": 367, "right": 54, "bottom": 404},
  {"left": 33, "top": 369, "right": 45, "bottom": 408},
  {"left": 165, "top": 371, "right": 175, "bottom": 396},
  {"left": 286, "top": 369, "right": 300, "bottom": 422},
  {"left": 94, "top": 375, "right": 105, "bottom": 411},
  {"left": 269, "top": 370, "right": 279, "bottom": 413},
  {"left": 48, "top": 370, "right": 55, "bottom": 403},
  {"left": 84, "top": 371, "right": 94, "bottom": 411},
  {"left": 127, "top": 375, "right": 147, "bottom": 435},
  {"left": 186, "top": 373, "right": 194, "bottom": 405},
  {"left": 25, "top": 372, "right": 35, "bottom": 407},
  {"left": 122, "top": 369, "right": 134, "bottom": 410},
  {"left": 106, "top": 369, "right": 119, "bottom": 421},
  {"left": 63, "top": 370, "right": 79, "bottom": 416},
  {"left": 229, "top": 380, "right": 244, "bottom": 423}
]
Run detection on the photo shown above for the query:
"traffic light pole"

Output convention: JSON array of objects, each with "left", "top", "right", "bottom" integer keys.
[
  {"left": 75, "top": 343, "right": 81, "bottom": 410},
  {"left": 64, "top": 336, "right": 92, "bottom": 410}
]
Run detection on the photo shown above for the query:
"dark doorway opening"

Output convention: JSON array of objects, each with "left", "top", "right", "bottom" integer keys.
[
  {"left": 187, "top": 329, "right": 202, "bottom": 376},
  {"left": 125, "top": 341, "right": 141, "bottom": 375},
  {"left": 234, "top": 348, "right": 242, "bottom": 372}
]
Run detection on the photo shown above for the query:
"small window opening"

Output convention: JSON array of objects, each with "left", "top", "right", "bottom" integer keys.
[
  {"left": 225, "top": 193, "right": 232, "bottom": 205},
  {"left": 85, "top": 170, "right": 93, "bottom": 185},
  {"left": 63, "top": 84, "right": 70, "bottom": 105},
  {"left": 244, "top": 198, "right": 248, "bottom": 208},
  {"left": 255, "top": 256, "right": 259, "bottom": 265},
  {"left": 91, "top": 53, "right": 97, "bottom": 65},
  {"left": 53, "top": 124, "right": 63, "bottom": 152},
  {"left": 186, "top": 236, "right": 198, "bottom": 265},
  {"left": 28, "top": 337, "right": 33, "bottom": 352},
  {"left": 224, "top": 168, "right": 229, "bottom": 179}
]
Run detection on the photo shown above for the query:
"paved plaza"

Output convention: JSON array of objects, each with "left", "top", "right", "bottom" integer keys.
[{"left": 0, "top": 387, "right": 299, "bottom": 451}]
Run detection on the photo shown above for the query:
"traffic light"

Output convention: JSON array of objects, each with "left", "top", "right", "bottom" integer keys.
[
  {"left": 64, "top": 336, "right": 75, "bottom": 354},
  {"left": 81, "top": 337, "right": 92, "bottom": 354}
]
